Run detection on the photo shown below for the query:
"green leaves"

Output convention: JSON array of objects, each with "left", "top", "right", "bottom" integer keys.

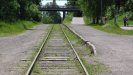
[
  {"left": 42, "top": 2, "right": 61, "bottom": 24},
  {"left": 77, "top": 0, "right": 114, "bottom": 17},
  {"left": 0, "top": 0, "right": 20, "bottom": 21},
  {"left": 28, "top": 4, "right": 41, "bottom": 21},
  {"left": 0, "top": 0, "right": 41, "bottom": 22}
]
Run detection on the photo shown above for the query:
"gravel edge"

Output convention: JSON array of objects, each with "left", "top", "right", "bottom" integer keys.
[{"left": 63, "top": 24, "right": 97, "bottom": 55}]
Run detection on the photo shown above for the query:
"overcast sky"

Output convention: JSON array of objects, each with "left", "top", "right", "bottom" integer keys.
[
  {"left": 41, "top": 0, "right": 67, "bottom": 6},
  {"left": 41, "top": 0, "right": 68, "bottom": 18}
]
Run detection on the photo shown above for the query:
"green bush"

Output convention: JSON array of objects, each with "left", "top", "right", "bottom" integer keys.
[
  {"left": 0, "top": 0, "right": 20, "bottom": 21},
  {"left": 42, "top": 16, "right": 53, "bottom": 24},
  {"left": 63, "top": 13, "right": 73, "bottom": 25},
  {"left": 27, "top": 4, "right": 41, "bottom": 21}
]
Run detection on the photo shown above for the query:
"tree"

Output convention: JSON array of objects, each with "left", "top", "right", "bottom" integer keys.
[
  {"left": 0, "top": 0, "right": 41, "bottom": 21},
  {"left": 17, "top": 0, "right": 41, "bottom": 21},
  {"left": 77, "top": 0, "right": 114, "bottom": 24},
  {"left": 42, "top": 2, "right": 61, "bottom": 23},
  {"left": 0, "top": 0, "right": 20, "bottom": 21}
]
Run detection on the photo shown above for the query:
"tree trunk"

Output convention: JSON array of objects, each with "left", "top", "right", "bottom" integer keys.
[
  {"left": 96, "top": 17, "right": 99, "bottom": 24},
  {"left": 92, "top": 18, "right": 96, "bottom": 24}
]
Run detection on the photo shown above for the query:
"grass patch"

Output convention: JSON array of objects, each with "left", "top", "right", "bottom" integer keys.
[
  {"left": 82, "top": 59, "right": 111, "bottom": 75},
  {"left": 62, "top": 24, "right": 92, "bottom": 56},
  {"left": 0, "top": 20, "right": 39, "bottom": 36},
  {"left": 32, "top": 62, "right": 46, "bottom": 75},
  {"left": 84, "top": 16, "right": 133, "bottom": 35},
  {"left": 62, "top": 25, "right": 83, "bottom": 45},
  {"left": 63, "top": 13, "right": 73, "bottom": 25},
  {"left": 62, "top": 24, "right": 110, "bottom": 75}
]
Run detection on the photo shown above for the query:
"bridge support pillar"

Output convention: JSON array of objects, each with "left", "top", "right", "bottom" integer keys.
[
  {"left": 53, "top": 0, "right": 56, "bottom": 5},
  {"left": 63, "top": 11, "right": 66, "bottom": 20}
]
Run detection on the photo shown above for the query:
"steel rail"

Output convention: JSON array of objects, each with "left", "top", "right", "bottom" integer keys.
[
  {"left": 60, "top": 24, "right": 89, "bottom": 75},
  {"left": 25, "top": 25, "right": 54, "bottom": 75},
  {"left": 63, "top": 24, "right": 96, "bottom": 55}
]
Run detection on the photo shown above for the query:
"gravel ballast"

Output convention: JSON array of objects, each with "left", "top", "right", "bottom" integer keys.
[
  {"left": 0, "top": 24, "right": 49, "bottom": 75},
  {"left": 71, "top": 17, "right": 133, "bottom": 75}
]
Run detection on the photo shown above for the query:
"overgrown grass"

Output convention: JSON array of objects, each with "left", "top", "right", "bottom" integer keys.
[
  {"left": 32, "top": 62, "right": 46, "bottom": 75},
  {"left": 63, "top": 25, "right": 84, "bottom": 45},
  {"left": 84, "top": 16, "right": 133, "bottom": 35},
  {"left": 20, "top": 25, "right": 52, "bottom": 75},
  {"left": 0, "top": 20, "right": 39, "bottom": 36},
  {"left": 63, "top": 25, "right": 110, "bottom": 75},
  {"left": 82, "top": 59, "right": 111, "bottom": 75},
  {"left": 63, "top": 13, "right": 73, "bottom": 25}
]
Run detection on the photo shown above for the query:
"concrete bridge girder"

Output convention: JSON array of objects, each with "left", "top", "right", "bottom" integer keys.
[{"left": 41, "top": 0, "right": 81, "bottom": 20}]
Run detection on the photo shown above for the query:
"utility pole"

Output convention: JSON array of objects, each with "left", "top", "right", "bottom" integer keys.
[
  {"left": 114, "top": 0, "right": 118, "bottom": 25},
  {"left": 114, "top": 9, "right": 117, "bottom": 25},
  {"left": 101, "top": 0, "right": 103, "bottom": 24}
]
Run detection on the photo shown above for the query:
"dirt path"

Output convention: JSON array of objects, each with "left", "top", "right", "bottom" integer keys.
[
  {"left": 70, "top": 17, "right": 133, "bottom": 75},
  {"left": 0, "top": 24, "right": 49, "bottom": 75}
]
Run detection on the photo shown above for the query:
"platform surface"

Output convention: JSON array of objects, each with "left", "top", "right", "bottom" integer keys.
[{"left": 121, "top": 26, "right": 133, "bottom": 30}]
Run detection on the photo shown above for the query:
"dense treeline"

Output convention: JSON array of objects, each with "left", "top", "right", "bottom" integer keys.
[
  {"left": 0, "top": 0, "right": 41, "bottom": 22},
  {"left": 68, "top": 0, "right": 133, "bottom": 24}
]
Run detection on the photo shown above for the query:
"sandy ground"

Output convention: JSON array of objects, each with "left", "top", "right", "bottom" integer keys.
[
  {"left": 71, "top": 17, "right": 133, "bottom": 75},
  {"left": 0, "top": 24, "right": 49, "bottom": 75}
]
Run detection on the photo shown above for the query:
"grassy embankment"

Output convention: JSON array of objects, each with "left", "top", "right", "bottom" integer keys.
[
  {"left": 63, "top": 13, "right": 73, "bottom": 25},
  {"left": 0, "top": 21, "right": 39, "bottom": 36},
  {"left": 84, "top": 13, "right": 133, "bottom": 35}
]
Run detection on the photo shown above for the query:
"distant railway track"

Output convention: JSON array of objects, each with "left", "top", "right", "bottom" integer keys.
[{"left": 25, "top": 24, "right": 89, "bottom": 75}]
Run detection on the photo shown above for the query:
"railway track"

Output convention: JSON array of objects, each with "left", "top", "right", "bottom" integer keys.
[{"left": 25, "top": 24, "right": 89, "bottom": 75}]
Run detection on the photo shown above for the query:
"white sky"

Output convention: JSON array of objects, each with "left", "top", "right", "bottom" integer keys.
[
  {"left": 41, "top": 0, "right": 68, "bottom": 18},
  {"left": 41, "top": 0, "right": 67, "bottom": 6}
]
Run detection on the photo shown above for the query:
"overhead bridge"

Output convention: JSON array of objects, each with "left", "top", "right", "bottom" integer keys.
[
  {"left": 39, "top": 6, "right": 80, "bottom": 12},
  {"left": 40, "top": 6, "right": 81, "bottom": 20}
]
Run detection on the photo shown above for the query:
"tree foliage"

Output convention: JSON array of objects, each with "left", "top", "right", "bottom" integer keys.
[
  {"left": 42, "top": 2, "right": 61, "bottom": 24},
  {"left": 0, "top": 0, "right": 41, "bottom": 22},
  {"left": 69, "top": 0, "right": 133, "bottom": 24},
  {"left": 77, "top": 0, "right": 114, "bottom": 17},
  {"left": 0, "top": 0, "right": 20, "bottom": 21}
]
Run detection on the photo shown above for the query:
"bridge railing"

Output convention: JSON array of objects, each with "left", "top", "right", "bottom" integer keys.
[{"left": 40, "top": 6, "right": 79, "bottom": 9}]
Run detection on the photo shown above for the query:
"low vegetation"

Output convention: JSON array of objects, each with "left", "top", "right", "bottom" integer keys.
[
  {"left": 63, "top": 13, "right": 73, "bottom": 25},
  {"left": 82, "top": 59, "right": 111, "bottom": 75},
  {"left": 0, "top": 0, "right": 41, "bottom": 36},
  {"left": 84, "top": 15, "right": 133, "bottom": 35},
  {"left": 42, "top": 2, "right": 62, "bottom": 24},
  {"left": 66, "top": 0, "right": 133, "bottom": 35},
  {"left": 0, "top": 21, "right": 38, "bottom": 36},
  {"left": 32, "top": 62, "right": 45, "bottom": 75},
  {"left": 63, "top": 24, "right": 110, "bottom": 75}
]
